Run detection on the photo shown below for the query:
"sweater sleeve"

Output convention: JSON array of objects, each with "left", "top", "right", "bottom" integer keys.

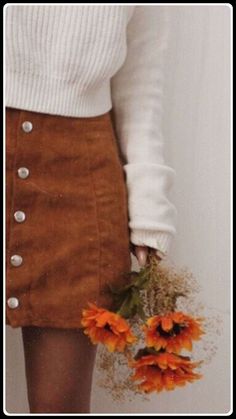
[{"left": 110, "top": 5, "right": 177, "bottom": 257}]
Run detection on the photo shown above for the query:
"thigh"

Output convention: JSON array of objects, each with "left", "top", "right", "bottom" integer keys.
[{"left": 21, "top": 326, "right": 97, "bottom": 413}]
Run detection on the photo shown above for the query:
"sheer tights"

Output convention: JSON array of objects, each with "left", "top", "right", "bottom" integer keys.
[{"left": 21, "top": 326, "right": 97, "bottom": 413}]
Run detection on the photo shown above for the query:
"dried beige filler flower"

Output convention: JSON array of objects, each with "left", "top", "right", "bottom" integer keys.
[
  {"left": 141, "top": 257, "right": 201, "bottom": 317},
  {"left": 96, "top": 346, "right": 148, "bottom": 403}
]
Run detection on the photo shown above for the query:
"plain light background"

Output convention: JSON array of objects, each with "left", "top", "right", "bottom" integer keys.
[{"left": 5, "top": 4, "right": 232, "bottom": 414}]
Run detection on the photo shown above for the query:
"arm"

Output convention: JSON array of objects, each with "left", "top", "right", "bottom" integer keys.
[{"left": 110, "top": 5, "right": 177, "bottom": 259}]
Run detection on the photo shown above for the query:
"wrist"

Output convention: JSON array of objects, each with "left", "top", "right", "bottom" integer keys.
[{"left": 130, "top": 229, "right": 174, "bottom": 255}]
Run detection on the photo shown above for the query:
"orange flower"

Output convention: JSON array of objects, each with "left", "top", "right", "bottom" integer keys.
[
  {"left": 144, "top": 312, "right": 204, "bottom": 353},
  {"left": 81, "top": 302, "right": 137, "bottom": 352},
  {"left": 130, "top": 351, "right": 202, "bottom": 393}
]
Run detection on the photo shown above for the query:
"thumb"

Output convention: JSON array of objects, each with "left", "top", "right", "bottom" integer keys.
[{"left": 134, "top": 245, "right": 149, "bottom": 267}]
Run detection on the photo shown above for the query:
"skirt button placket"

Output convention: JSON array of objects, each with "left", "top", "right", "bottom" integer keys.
[{"left": 8, "top": 119, "right": 33, "bottom": 311}]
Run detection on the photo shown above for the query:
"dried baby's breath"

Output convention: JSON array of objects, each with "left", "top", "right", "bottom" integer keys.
[
  {"left": 141, "top": 257, "right": 201, "bottom": 316},
  {"left": 96, "top": 345, "right": 148, "bottom": 403}
]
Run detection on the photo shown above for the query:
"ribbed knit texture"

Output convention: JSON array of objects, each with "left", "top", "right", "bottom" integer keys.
[{"left": 5, "top": 5, "right": 177, "bottom": 258}]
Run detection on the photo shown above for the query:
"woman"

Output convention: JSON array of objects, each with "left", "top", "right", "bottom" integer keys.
[{"left": 5, "top": 4, "right": 177, "bottom": 413}]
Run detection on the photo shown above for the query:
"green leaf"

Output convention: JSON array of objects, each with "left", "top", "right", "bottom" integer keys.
[
  {"left": 136, "top": 303, "right": 146, "bottom": 321},
  {"left": 107, "top": 265, "right": 154, "bottom": 318},
  {"left": 117, "top": 293, "right": 134, "bottom": 318}
]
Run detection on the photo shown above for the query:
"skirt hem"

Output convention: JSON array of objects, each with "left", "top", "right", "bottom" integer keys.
[{"left": 6, "top": 317, "right": 85, "bottom": 330}]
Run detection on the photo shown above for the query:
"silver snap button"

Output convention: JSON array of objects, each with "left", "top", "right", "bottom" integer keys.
[
  {"left": 7, "top": 297, "right": 19, "bottom": 309},
  {"left": 18, "top": 167, "right": 29, "bottom": 179},
  {"left": 10, "top": 254, "right": 23, "bottom": 267},
  {"left": 22, "top": 121, "right": 33, "bottom": 133},
  {"left": 14, "top": 211, "right": 26, "bottom": 223}
]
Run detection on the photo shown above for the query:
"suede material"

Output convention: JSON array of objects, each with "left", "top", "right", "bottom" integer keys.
[{"left": 6, "top": 107, "right": 132, "bottom": 329}]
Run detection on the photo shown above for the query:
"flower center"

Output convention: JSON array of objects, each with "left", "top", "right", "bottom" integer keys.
[
  {"left": 157, "top": 323, "right": 185, "bottom": 337},
  {"left": 104, "top": 323, "right": 113, "bottom": 332},
  {"left": 150, "top": 365, "right": 160, "bottom": 371},
  {"left": 156, "top": 325, "right": 170, "bottom": 338}
]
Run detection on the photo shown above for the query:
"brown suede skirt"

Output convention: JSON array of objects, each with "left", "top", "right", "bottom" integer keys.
[{"left": 5, "top": 107, "right": 132, "bottom": 329}]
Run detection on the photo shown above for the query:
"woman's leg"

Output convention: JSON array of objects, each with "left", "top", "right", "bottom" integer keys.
[{"left": 21, "top": 326, "right": 97, "bottom": 413}]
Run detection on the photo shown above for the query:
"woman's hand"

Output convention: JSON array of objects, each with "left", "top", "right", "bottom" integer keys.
[{"left": 130, "top": 244, "right": 162, "bottom": 267}]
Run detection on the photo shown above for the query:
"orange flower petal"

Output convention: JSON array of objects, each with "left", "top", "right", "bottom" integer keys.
[
  {"left": 81, "top": 303, "right": 136, "bottom": 352},
  {"left": 161, "top": 316, "right": 173, "bottom": 332},
  {"left": 144, "top": 312, "right": 204, "bottom": 353}
]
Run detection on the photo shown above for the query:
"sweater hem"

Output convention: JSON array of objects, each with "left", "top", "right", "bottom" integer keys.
[
  {"left": 130, "top": 229, "right": 175, "bottom": 255},
  {"left": 5, "top": 71, "right": 113, "bottom": 117}
]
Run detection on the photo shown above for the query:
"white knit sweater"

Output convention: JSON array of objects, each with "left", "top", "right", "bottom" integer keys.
[{"left": 4, "top": 4, "right": 177, "bottom": 258}]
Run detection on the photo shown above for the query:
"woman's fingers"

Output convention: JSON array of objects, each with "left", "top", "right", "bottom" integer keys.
[
  {"left": 134, "top": 245, "right": 149, "bottom": 267},
  {"left": 132, "top": 244, "right": 163, "bottom": 267},
  {"left": 148, "top": 247, "right": 163, "bottom": 262}
]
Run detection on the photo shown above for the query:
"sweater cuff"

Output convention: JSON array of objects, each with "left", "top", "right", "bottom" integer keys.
[{"left": 130, "top": 230, "right": 174, "bottom": 256}]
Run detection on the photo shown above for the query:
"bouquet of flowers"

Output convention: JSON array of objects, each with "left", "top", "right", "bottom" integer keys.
[{"left": 81, "top": 253, "right": 205, "bottom": 395}]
